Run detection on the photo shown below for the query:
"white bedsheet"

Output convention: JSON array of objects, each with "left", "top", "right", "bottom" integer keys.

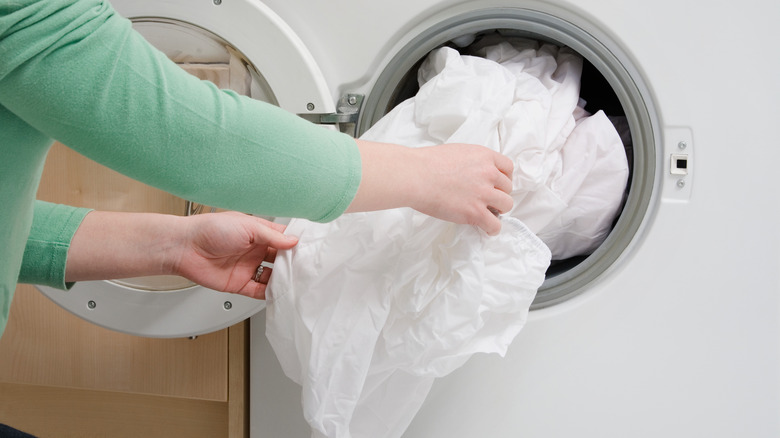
[{"left": 266, "top": 39, "right": 628, "bottom": 438}]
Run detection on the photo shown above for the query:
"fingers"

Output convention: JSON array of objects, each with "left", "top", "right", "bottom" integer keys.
[
  {"left": 474, "top": 187, "right": 512, "bottom": 235},
  {"left": 240, "top": 281, "right": 268, "bottom": 300},
  {"left": 494, "top": 167, "right": 513, "bottom": 195},
  {"left": 244, "top": 220, "right": 296, "bottom": 299},
  {"left": 236, "top": 260, "right": 274, "bottom": 300},
  {"left": 229, "top": 214, "right": 297, "bottom": 300},
  {"left": 478, "top": 207, "right": 503, "bottom": 236},
  {"left": 252, "top": 215, "right": 287, "bottom": 233},
  {"left": 494, "top": 152, "right": 514, "bottom": 180},
  {"left": 481, "top": 151, "right": 514, "bottom": 235},
  {"left": 487, "top": 189, "right": 514, "bottom": 215},
  {"left": 249, "top": 216, "right": 298, "bottom": 250}
]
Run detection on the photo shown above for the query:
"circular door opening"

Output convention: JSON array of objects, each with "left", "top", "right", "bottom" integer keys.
[
  {"left": 101, "top": 18, "right": 278, "bottom": 292},
  {"left": 359, "top": 8, "right": 658, "bottom": 309},
  {"left": 132, "top": 18, "right": 277, "bottom": 105},
  {"left": 36, "top": 8, "right": 328, "bottom": 337}
]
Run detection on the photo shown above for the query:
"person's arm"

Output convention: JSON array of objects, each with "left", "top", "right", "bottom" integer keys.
[
  {"left": 1, "top": 0, "right": 513, "bottom": 234},
  {"left": 63, "top": 210, "right": 297, "bottom": 299},
  {"left": 348, "top": 140, "right": 514, "bottom": 235},
  {"left": 18, "top": 201, "right": 93, "bottom": 290},
  {"left": 0, "top": 0, "right": 361, "bottom": 222}
]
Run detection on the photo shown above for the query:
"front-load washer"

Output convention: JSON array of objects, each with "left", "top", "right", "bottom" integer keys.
[
  {"left": 247, "top": 0, "right": 780, "bottom": 437},
  {"left": 36, "top": 0, "right": 780, "bottom": 436}
]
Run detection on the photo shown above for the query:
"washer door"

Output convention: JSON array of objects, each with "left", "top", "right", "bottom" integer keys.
[{"left": 36, "top": 0, "right": 333, "bottom": 338}]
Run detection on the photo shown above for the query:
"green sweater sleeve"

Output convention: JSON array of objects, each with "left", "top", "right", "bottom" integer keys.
[
  {"left": 18, "top": 201, "right": 92, "bottom": 289},
  {"left": 0, "top": 0, "right": 361, "bottom": 222}
]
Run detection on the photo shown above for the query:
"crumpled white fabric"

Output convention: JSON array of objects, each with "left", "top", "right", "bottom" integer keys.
[
  {"left": 267, "top": 215, "right": 550, "bottom": 438},
  {"left": 266, "top": 39, "right": 628, "bottom": 438},
  {"left": 365, "top": 39, "right": 629, "bottom": 258}
]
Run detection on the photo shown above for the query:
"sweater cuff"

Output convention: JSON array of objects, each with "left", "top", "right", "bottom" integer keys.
[{"left": 18, "top": 201, "right": 92, "bottom": 289}]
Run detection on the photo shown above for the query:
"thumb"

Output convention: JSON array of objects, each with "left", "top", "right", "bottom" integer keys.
[{"left": 252, "top": 221, "right": 299, "bottom": 250}]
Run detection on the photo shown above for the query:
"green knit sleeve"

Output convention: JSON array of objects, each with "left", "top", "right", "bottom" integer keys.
[
  {"left": 18, "top": 201, "right": 92, "bottom": 290},
  {"left": 0, "top": 0, "right": 361, "bottom": 223}
]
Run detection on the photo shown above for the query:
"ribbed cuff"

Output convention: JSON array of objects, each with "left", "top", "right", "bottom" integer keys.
[{"left": 18, "top": 201, "right": 92, "bottom": 289}]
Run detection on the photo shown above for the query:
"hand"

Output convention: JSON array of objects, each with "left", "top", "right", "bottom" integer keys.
[
  {"left": 172, "top": 212, "right": 298, "bottom": 299},
  {"left": 408, "top": 144, "right": 514, "bottom": 235},
  {"left": 65, "top": 210, "right": 297, "bottom": 300},
  {"left": 347, "top": 140, "right": 514, "bottom": 235}
]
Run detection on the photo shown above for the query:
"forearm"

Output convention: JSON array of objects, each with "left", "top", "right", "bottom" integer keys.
[
  {"left": 346, "top": 140, "right": 423, "bottom": 213},
  {"left": 347, "top": 140, "right": 514, "bottom": 235},
  {"left": 0, "top": 0, "right": 360, "bottom": 222},
  {"left": 64, "top": 211, "right": 182, "bottom": 282}
]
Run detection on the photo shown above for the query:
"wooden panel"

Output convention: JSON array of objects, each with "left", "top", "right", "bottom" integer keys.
[
  {"left": 228, "top": 322, "right": 249, "bottom": 438},
  {"left": 0, "top": 382, "right": 228, "bottom": 438},
  {"left": 0, "top": 56, "right": 250, "bottom": 435},
  {"left": 0, "top": 285, "right": 228, "bottom": 401},
  {"left": 37, "top": 142, "right": 188, "bottom": 215},
  {"left": 0, "top": 138, "right": 231, "bottom": 401}
]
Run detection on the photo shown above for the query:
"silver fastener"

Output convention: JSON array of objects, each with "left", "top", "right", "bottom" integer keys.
[
  {"left": 678, "top": 141, "right": 687, "bottom": 150},
  {"left": 213, "top": 0, "right": 222, "bottom": 5},
  {"left": 676, "top": 179, "right": 686, "bottom": 188},
  {"left": 348, "top": 96, "right": 358, "bottom": 105},
  {"left": 306, "top": 102, "right": 315, "bottom": 111},
  {"left": 87, "top": 300, "right": 97, "bottom": 310},
  {"left": 224, "top": 301, "right": 233, "bottom": 310}
]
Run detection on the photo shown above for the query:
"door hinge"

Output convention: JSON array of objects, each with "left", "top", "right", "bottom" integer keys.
[{"left": 298, "top": 94, "right": 364, "bottom": 137}]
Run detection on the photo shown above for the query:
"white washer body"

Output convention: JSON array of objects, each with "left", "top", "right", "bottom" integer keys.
[
  {"left": 250, "top": 0, "right": 780, "bottom": 437},
  {"left": 41, "top": 0, "right": 780, "bottom": 435}
]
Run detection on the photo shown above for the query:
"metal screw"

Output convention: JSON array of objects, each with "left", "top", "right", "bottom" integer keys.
[
  {"left": 347, "top": 95, "right": 358, "bottom": 105},
  {"left": 306, "top": 102, "right": 315, "bottom": 111},
  {"left": 678, "top": 141, "right": 687, "bottom": 150},
  {"left": 224, "top": 301, "right": 233, "bottom": 310},
  {"left": 213, "top": 0, "right": 222, "bottom": 5},
  {"left": 676, "top": 179, "right": 686, "bottom": 188},
  {"left": 87, "top": 300, "right": 97, "bottom": 310}
]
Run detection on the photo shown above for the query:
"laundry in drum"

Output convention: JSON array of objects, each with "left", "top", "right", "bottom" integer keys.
[{"left": 264, "top": 36, "right": 629, "bottom": 438}]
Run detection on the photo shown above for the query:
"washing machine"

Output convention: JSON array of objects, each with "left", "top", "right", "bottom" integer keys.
[{"left": 37, "top": 0, "right": 780, "bottom": 437}]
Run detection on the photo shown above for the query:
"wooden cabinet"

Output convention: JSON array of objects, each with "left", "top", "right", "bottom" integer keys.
[{"left": 0, "top": 143, "right": 247, "bottom": 437}]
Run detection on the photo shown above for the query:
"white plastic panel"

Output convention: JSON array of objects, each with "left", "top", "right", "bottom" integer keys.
[
  {"left": 250, "top": 0, "right": 780, "bottom": 437},
  {"left": 37, "top": 282, "right": 262, "bottom": 338},
  {"left": 662, "top": 127, "right": 694, "bottom": 202},
  {"left": 113, "top": 0, "right": 335, "bottom": 115}
]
